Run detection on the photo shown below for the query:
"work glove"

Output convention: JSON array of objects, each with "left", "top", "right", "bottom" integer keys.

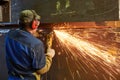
[{"left": 46, "top": 48, "right": 55, "bottom": 58}]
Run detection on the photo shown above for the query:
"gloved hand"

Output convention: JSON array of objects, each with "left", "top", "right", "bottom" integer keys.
[{"left": 46, "top": 48, "right": 55, "bottom": 58}]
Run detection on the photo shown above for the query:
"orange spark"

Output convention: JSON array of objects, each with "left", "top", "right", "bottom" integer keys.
[
  {"left": 54, "top": 30, "right": 116, "bottom": 64},
  {"left": 54, "top": 30, "right": 120, "bottom": 79}
]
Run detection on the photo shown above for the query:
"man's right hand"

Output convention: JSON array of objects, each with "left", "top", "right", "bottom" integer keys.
[{"left": 46, "top": 48, "right": 55, "bottom": 58}]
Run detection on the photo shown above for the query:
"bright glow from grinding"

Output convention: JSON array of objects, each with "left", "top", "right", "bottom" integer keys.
[
  {"left": 54, "top": 30, "right": 116, "bottom": 64},
  {"left": 54, "top": 30, "right": 120, "bottom": 80}
]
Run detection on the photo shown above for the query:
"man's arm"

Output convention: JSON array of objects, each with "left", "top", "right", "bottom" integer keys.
[{"left": 36, "top": 48, "right": 55, "bottom": 74}]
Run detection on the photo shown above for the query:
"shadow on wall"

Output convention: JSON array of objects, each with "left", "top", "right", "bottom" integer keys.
[{"left": 0, "top": 34, "right": 8, "bottom": 80}]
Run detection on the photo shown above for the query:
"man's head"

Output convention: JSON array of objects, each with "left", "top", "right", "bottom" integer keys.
[{"left": 19, "top": 10, "right": 41, "bottom": 29}]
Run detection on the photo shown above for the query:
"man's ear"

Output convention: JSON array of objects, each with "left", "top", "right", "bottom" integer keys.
[{"left": 31, "top": 20, "right": 39, "bottom": 29}]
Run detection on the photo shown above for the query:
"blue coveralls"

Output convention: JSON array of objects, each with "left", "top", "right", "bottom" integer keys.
[{"left": 5, "top": 29, "right": 46, "bottom": 80}]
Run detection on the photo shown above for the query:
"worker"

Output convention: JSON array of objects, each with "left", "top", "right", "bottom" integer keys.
[{"left": 5, "top": 10, "right": 55, "bottom": 80}]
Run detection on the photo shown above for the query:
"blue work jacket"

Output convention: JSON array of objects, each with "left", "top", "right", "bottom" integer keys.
[{"left": 5, "top": 29, "right": 46, "bottom": 80}]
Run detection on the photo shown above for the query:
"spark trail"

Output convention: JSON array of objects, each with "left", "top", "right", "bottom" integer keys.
[{"left": 54, "top": 30, "right": 120, "bottom": 80}]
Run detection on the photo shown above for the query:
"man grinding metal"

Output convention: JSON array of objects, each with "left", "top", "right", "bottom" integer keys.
[{"left": 5, "top": 10, "right": 55, "bottom": 80}]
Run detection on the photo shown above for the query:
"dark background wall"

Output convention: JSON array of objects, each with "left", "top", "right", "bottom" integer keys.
[
  {"left": 11, "top": 0, "right": 119, "bottom": 23},
  {"left": 0, "top": 33, "right": 8, "bottom": 80}
]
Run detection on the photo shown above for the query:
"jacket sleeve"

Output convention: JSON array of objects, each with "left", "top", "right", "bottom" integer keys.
[{"left": 36, "top": 54, "right": 52, "bottom": 74}]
